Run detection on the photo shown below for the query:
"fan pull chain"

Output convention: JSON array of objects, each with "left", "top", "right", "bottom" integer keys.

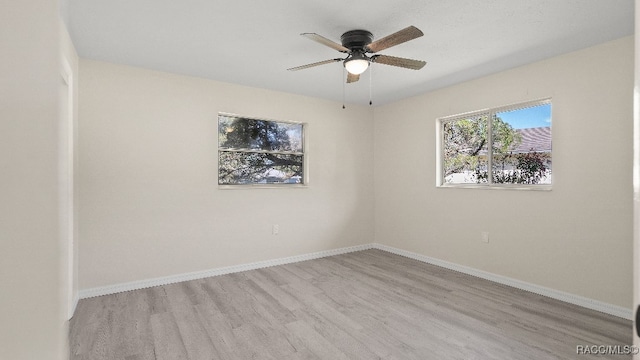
[
  {"left": 342, "top": 67, "right": 346, "bottom": 109},
  {"left": 369, "top": 64, "right": 373, "bottom": 106}
]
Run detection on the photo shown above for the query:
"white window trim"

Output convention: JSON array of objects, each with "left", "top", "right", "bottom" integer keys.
[
  {"left": 436, "top": 98, "right": 552, "bottom": 190},
  {"left": 218, "top": 112, "right": 308, "bottom": 189}
]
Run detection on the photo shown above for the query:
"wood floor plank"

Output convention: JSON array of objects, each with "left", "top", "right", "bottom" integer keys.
[
  {"left": 150, "top": 311, "right": 189, "bottom": 360},
  {"left": 70, "top": 249, "right": 632, "bottom": 360},
  {"left": 124, "top": 349, "right": 157, "bottom": 360},
  {"left": 291, "top": 306, "right": 380, "bottom": 359},
  {"left": 69, "top": 297, "right": 107, "bottom": 358},
  {"left": 194, "top": 301, "right": 246, "bottom": 360},
  {"left": 285, "top": 320, "right": 351, "bottom": 360},
  {"left": 169, "top": 304, "right": 221, "bottom": 360},
  {"left": 243, "top": 269, "right": 303, "bottom": 311},
  {"left": 235, "top": 277, "right": 297, "bottom": 325},
  {"left": 124, "top": 291, "right": 157, "bottom": 356}
]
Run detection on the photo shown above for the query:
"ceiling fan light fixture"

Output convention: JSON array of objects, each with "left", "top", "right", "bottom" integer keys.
[
  {"left": 344, "top": 52, "right": 369, "bottom": 75},
  {"left": 344, "top": 59, "right": 369, "bottom": 75}
]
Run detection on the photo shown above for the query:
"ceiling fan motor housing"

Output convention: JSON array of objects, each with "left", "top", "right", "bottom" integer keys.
[{"left": 340, "top": 30, "right": 373, "bottom": 51}]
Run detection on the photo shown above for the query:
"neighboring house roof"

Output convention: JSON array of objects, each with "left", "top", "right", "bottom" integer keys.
[{"left": 512, "top": 127, "right": 551, "bottom": 153}]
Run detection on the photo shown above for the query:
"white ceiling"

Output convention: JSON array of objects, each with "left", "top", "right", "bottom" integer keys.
[{"left": 64, "top": 0, "right": 634, "bottom": 106}]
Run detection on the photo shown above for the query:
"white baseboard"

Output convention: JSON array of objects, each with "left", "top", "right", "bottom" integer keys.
[
  {"left": 73, "top": 292, "right": 80, "bottom": 312},
  {"left": 371, "top": 243, "right": 632, "bottom": 320},
  {"left": 78, "top": 242, "right": 632, "bottom": 320},
  {"left": 78, "top": 243, "right": 374, "bottom": 299},
  {"left": 69, "top": 292, "right": 80, "bottom": 320}
]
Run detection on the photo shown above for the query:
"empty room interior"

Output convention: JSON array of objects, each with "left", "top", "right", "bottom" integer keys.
[{"left": 4, "top": 0, "right": 640, "bottom": 359}]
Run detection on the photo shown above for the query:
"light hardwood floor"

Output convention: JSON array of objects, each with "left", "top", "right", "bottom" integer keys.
[{"left": 70, "top": 249, "right": 631, "bottom": 359}]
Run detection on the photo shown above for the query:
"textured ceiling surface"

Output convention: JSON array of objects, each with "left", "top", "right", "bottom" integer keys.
[{"left": 65, "top": 0, "right": 634, "bottom": 105}]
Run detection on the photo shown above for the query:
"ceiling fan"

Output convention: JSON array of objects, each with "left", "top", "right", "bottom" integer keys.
[{"left": 287, "top": 26, "right": 427, "bottom": 83}]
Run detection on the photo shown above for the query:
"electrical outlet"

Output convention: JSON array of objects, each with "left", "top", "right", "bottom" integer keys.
[
  {"left": 272, "top": 224, "right": 279, "bottom": 235},
  {"left": 481, "top": 231, "right": 489, "bottom": 243}
]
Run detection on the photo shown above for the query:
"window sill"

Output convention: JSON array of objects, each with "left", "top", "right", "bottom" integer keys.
[
  {"left": 437, "top": 183, "right": 552, "bottom": 191},
  {"left": 218, "top": 184, "right": 308, "bottom": 190}
]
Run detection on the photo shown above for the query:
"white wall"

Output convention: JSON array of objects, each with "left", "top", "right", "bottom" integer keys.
[
  {"left": 60, "top": 17, "right": 80, "bottom": 318},
  {"left": 374, "top": 36, "right": 634, "bottom": 308},
  {"left": 0, "top": 1, "right": 68, "bottom": 359},
  {"left": 78, "top": 59, "right": 374, "bottom": 289}
]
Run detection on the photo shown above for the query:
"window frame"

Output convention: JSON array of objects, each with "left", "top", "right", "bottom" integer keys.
[
  {"left": 436, "top": 98, "right": 552, "bottom": 190},
  {"left": 217, "top": 112, "right": 308, "bottom": 189}
]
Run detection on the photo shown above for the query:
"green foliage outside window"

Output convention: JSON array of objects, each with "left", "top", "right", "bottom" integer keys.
[{"left": 441, "top": 101, "right": 552, "bottom": 186}]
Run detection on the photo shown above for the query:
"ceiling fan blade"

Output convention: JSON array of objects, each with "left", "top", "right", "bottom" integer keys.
[
  {"left": 346, "top": 72, "right": 360, "bottom": 83},
  {"left": 372, "top": 55, "right": 426, "bottom": 70},
  {"left": 287, "top": 58, "right": 342, "bottom": 71},
  {"left": 366, "top": 26, "right": 424, "bottom": 53},
  {"left": 301, "top": 33, "right": 350, "bottom": 53}
]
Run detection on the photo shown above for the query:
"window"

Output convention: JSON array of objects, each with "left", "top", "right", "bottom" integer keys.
[
  {"left": 438, "top": 99, "right": 552, "bottom": 188},
  {"left": 218, "top": 114, "right": 305, "bottom": 186}
]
